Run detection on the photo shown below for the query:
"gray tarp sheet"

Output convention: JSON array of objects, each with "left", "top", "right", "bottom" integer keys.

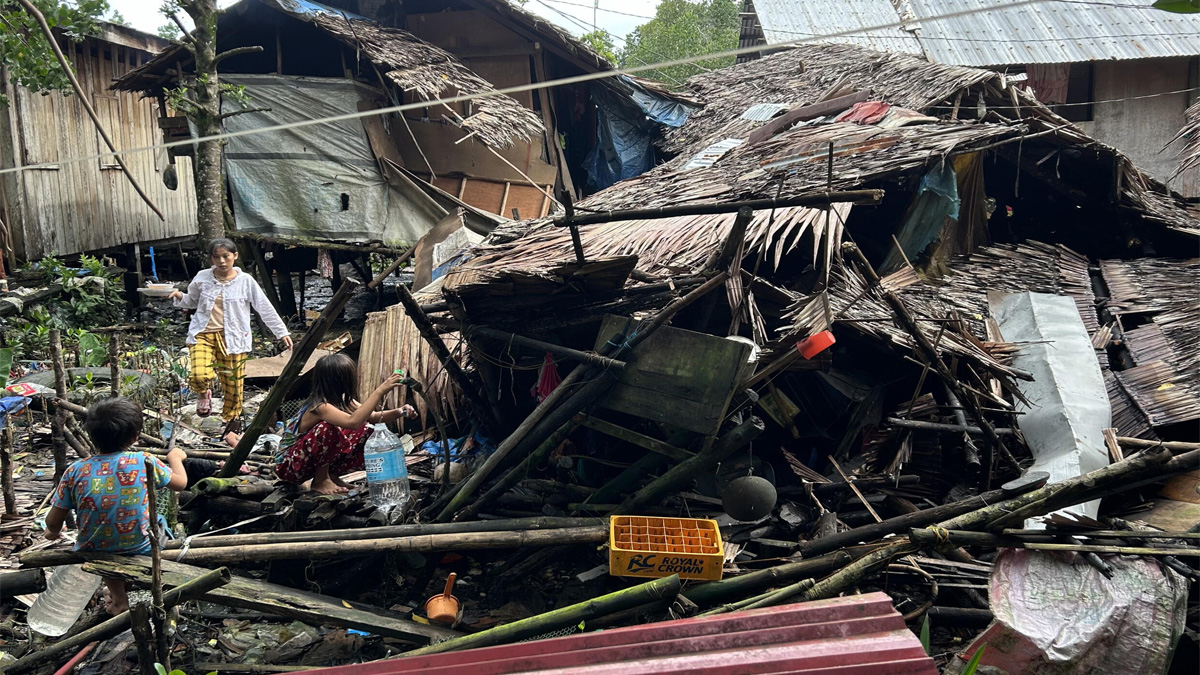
[{"left": 221, "top": 75, "right": 442, "bottom": 244}]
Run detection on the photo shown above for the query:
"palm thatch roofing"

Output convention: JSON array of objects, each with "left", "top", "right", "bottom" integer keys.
[
  {"left": 1171, "top": 101, "right": 1200, "bottom": 181},
  {"left": 111, "top": 0, "right": 543, "bottom": 149}
]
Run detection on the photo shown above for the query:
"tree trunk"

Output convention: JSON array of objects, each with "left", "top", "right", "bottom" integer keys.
[{"left": 182, "top": 0, "right": 226, "bottom": 244}]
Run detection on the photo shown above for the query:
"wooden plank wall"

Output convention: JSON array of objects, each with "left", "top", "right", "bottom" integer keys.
[{"left": 1, "top": 36, "right": 197, "bottom": 261}]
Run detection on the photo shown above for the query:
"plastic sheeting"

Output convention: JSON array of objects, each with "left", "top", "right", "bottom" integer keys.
[
  {"left": 991, "top": 291, "right": 1111, "bottom": 526},
  {"left": 881, "top": 161, "right": 959, "bottom": 274},
  {"left": 584, "top": 77, "right": 697, "bottom": 192},
  {"left": 949, "top": 549, "right": 1188, "bottom": 675},
  {"left": 221, "top": 75, "right": 443, "bottom": 244}
]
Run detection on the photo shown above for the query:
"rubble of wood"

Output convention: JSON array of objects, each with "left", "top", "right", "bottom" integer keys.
[{"left": 2, "top": 40, "right": 1199, "bottom": 675}]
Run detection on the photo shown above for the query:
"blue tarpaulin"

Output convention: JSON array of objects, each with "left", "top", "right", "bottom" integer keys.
[
  {"left": 584, "top": 77, "right": 697, "bottom": 192},
  {"left": 881, "top": 161, "right": 960, "bottom": 274}
]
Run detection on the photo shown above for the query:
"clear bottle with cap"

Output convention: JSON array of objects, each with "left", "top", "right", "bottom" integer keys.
[
  {"left": 363, "top": 423, "right": 412, "bottom": 511},
  {"left": 26, "top": 565, "right": 102, "bottom": 637}
]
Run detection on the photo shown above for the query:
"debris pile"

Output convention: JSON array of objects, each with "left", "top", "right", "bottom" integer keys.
[{"left": 1, "top": 42, "right": 1198, "bottom": 675}]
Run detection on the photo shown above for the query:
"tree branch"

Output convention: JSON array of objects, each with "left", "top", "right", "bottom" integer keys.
[
  {"left": 170, "top": 12, "right": 196, "bottom": 44},
  {"left": 217, "top": 106, "right": 271, "bottom": 121},
  {"left": 214, "top": 45, "right": 264, "bottom": 64}
]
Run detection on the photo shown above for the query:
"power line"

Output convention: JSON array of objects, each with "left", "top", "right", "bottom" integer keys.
[
  {"left": 540, "top": 0, "right": 655, "bottom": 21},
  {"left": 0, "top": 0, "right": 1082, "bottom": 177},
  {"left": 760, "top": 23, "right": 1200, "bottom": 46}
]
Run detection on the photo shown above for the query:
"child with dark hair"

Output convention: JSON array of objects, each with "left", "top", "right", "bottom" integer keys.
[
  {"left": 276, "top": 353, "right": 416, "bottom": 494},
  {"left": 44, "top": 398, "right": 188, "bottom": 614},
  {"left": 169, "top": 238, "right": 292, "bottom": 431}
]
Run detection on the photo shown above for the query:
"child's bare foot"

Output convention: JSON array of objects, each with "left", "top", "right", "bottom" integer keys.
[
  {"left": 309, "top": 477, "right": 347, "bottom": 495},
  {"left": 332, "top": 475, "right": 355, "bottom": 490},
  {"left": 103, "top": 578, "right": 129, "bottom": 615}
]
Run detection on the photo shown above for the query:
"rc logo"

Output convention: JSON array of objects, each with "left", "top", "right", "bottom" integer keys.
[{"left": 626, "top": 554, "right": 656, "bottom": 573}]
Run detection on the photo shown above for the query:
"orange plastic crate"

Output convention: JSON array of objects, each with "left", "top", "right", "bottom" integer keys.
[{"left": 609, "top": 516, "right": 724, "bottom": 581}]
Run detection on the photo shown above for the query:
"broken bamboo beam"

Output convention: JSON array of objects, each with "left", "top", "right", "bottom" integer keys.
[
  {"left": 80, "top": 555, "right": 458, "bottom": 643},
  {"left": 842, "top": 243, "right": 1019, "bottom": 482},
  {"left": 554, "top": 191, "right": 883, "bottom": 227},
  {"left": 455, "top": 420, "right": 580, "bottom": 521},
  {"left": 467, "top": 325, "right": 627, "bottom": 371},
  {"left": 434, "top": 271, "right": 732, "bottom": 522},
  {"left": 684, "top": 550, "right": 856, "bottom": 607},
  {"left": 163, "top": 516, "right": 604, "bottom": 550},
  {"left": 24, "top": 526, "right": 609, "bottom": 568},
  {"left": 885, "top": 418, "right": 1016, "bottom": 435},
  {"left": 0, "top": 568, "right": 45, "bottom": 597},
  {"left": 3, "top": 567, "right": 230, "bottom": 675},
  {"left": 395, "top": 282, "right": 495, "bottom": 425},
  {"left": 192, "top": 477, "right": 276, "bottom": 499},
  {"left": 219, "top": 279, "right": 360, "bottom": 477},
  {"left": 49, "top": 329, "right": 68, "bottom": 486},
  {"left": 57, "top": 398, "right": 167, "bottom": 448},
  {"left": 402, "top": 575, "right": 682, "bottom": 657},
  {"left": 613, "top": 416, "right": 765, "bottom": 515},
  {"left": 367, "top": 246, "right": 416, "bottom": 290},
  {"left": 909, "top": 528, "right": 1199, "bottom": 557}
]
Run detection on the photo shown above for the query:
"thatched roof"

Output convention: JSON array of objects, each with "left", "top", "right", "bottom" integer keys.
[
  {"left": 1171, "top": 101, "right": 1200, "bottom": 181},
  {"left": 111, "top": 0, "right": 543, "bottom": 149},
  {"left": 647, "top": 43, "right": 1200, "bottom": 237}
]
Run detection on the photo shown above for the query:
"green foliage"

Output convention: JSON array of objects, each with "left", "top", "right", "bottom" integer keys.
[
  {"left": 1152, "top": 0, "right": 1200, "bottom": 12},
  {"left": 105, "top": 7, "right": 124, "bottom": 25},
  {"left": 580, "top": 29, "right": 618, "bottom": 65},
  {"left": 618, "top": 0, "right": 738, "bottom": 87},
  {"left": 0, "top": 0, "right": 111, "bottom": 106},
  {"left": 961, "top": 645, "right": 987, "bottom": 675},
  {"left": 919, "top": 614, "right": 931, "bottom": 654},
  {"left": 154, "top": 664, "right": 217, "bottom": 675},
  {"left": 156, "top": 21, "right": 182, "bottom": 40},
  {"left": 1, "top": 255, "right": 124, "bottom": 362}
]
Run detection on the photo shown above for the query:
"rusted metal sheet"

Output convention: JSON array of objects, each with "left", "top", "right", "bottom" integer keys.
[{"left": 305, "top": 592, "right": 937, "bottom": 675}]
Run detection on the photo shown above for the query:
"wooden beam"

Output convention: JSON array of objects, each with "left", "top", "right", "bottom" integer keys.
[
  {"left": 746, "top": 91, "right": 872, "bottom": 145},
  {"left": 81, "top": 555, "right": 457, "bottom": 644},
  {"left": 576, "top": 414, "right": 693, "bottom": 461}
]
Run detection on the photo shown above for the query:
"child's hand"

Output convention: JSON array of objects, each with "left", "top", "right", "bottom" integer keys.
[
  {"left": 380, "top": 372, "right": 404, "bottom": 390},
  {"left": 279, "top": 335, "right": 294, "bottom": 350},
  {"left": 398, "top": 404, "right": 417, "bottom": 419},
  {"left": 166, "top": 447, "right": 188, "bottom": 463},
  {"left": 168, "top": 290, "right": 184, "bottom": 301}
]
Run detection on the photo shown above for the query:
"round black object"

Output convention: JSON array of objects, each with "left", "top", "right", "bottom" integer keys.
[
  {"left": 722, "top": 475, "right": 777, "bottom": 522},
  {"left": 17, "top": 367, "right": 157, "bottom": 405}
]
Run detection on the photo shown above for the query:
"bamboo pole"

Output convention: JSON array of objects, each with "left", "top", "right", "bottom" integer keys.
[
  {"left": 23, "top": 526, "right": 609, "bottom": 568},
  {"left": 58, "top": 398, "right": 167, "bottom": 448},
  {"left": 12, "top": 0, "right": 165, "bottom": 222},
  {"left": 219, "top": 279, "right": 360, "bottom": 477},
  {"left": 455, "top": 420, "right": 579, "bottom": 521},
  {"left": 1, "top": 425, "right": 15, "bottom": 515},
  {"left": 402, "top": 575, "right": 682, "bottom": 657},
  {"left": 614, "top": 417, "right": 765, "bottom": 515},
  {"left": 164, "top": 516, "right": 602, "bottom": 549},
  {"left": 129, "top": 602, "right": 157, "bottom": 675},
  {"left": 466, "top": 326, "right": 628, "bottom": 371},
  {"left": 109, "top": 333, "right": 120, "bottom": 398},
  {"left": 909, "top": 528, "right": 1199, "bottom": 557},
  {"left": 50, "top": 329, "right": 68, "bottom": 486},
  {"left": 192, "top": 477, "right": 276, "bottom": 499},
  {"left": 3, "top": 567, "right": 231, "bottom": 675},
  {"left": 145, "top": 456, "right": 169, "bottom": 667},
  {"left": 435, "top": 271, "right": 732, "bottom": 523},
  {"left": 699, "top": 578, "right": 816, "bottom": 616},
  {"left": 684, "top": 551, "right": 855, "bottom": 607},
  {"left": 554, "top": 191, "right": 883, "bottom": 227}
]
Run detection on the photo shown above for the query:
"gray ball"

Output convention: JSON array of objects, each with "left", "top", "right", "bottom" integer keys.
[{"left": 722, "top": 475, "right": 777, "bottom": 522}]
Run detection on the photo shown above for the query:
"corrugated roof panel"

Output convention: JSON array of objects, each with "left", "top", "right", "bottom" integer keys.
[
  {"left": 909, "top": 0, "right": 1200, "bottom": 66},
  {"left": 754, "top": 0, "right": 924, "bottom": 56},
  {"left": 304, "top": 592, "right": 938, "bottom": 675},
  {"left": 753, "top": 0, "right": 1200, "bottom": 66}
]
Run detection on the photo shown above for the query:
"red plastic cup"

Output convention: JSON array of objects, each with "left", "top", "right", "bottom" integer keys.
[{"left": 796, "top": 330, "right": 835, "bottom": 359}]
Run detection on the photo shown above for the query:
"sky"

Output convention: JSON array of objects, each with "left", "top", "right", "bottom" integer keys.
[{"left": 108, "top": 0, "right": 658, "bottom": 45}]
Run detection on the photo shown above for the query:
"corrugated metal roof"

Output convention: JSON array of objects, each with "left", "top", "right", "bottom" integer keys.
[
  {"left": 752, "top": 0, "right": 1200, "bottom": 66},
  {"left": 304, "top": 592, "right": 938, "bottom": 675},
  {"left": 908, "top": 0, "right": 1200, "bottom": 66},
  {"left": 754, "top": 0, "right": 924, "bottom": 56}
]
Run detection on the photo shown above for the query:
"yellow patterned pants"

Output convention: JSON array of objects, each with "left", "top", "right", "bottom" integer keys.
[{"left": 189, "top": 332, "right": 248, "bottom": 422}]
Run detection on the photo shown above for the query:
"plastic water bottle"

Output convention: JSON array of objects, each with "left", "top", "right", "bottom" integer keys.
[
  {"left": 26, "top": 565, "right": 102, "bottom": 637},
  {"left": 363, "top": 423, "right": 411, "bottom": 510}
]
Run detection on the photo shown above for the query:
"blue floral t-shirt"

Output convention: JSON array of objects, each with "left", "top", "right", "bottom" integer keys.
[{"left": 51, "top": 452, "right": 171, "bottom": 554}]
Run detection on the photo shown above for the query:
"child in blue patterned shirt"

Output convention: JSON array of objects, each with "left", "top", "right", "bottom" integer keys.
[{"left": 44, "top": 398, "right": 188, "bottom": 614}]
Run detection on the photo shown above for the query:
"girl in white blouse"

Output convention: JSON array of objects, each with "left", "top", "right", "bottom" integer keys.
[{"left": 169, "top": 238, "right": 293, "bottom": 428}]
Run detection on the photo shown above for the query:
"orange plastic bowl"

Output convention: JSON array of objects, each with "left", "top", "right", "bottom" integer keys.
[{"left": 796, "top": 330, "right": 836, "bottom": 359}]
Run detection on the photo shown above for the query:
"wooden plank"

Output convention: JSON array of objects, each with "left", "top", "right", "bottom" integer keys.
[
  {"left": 82, "top": 554, "right": 460, "bottom": 644},
  {"left": 746, "top": 91, "right": 872, "bottom": 146},
  {"left": 577, "top": 414, "right": 695, "bottom": 461}
]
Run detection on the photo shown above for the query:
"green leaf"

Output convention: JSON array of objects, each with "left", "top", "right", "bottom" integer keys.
[
  {"left": 1152, "top": 0, "right": 1200, "bottom": 11},
  {"left": 154, "top": 665, "right": 168, "bottom": 675},
  {"left": 78, "top": 331, "right": 106, "bottom": 367},
  {"left": 0, "top": 348, "right": 11, "bottom": 390},
  {"left": 962, "top": 645, "right": 987, "bottom": 675},
  {"left": 919, "top": 614, "right": 931, "bottom": 654}
]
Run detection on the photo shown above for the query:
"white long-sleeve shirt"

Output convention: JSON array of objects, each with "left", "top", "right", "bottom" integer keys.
[{"left": 174, "top": 268, "right": 290, "bottom": 354}]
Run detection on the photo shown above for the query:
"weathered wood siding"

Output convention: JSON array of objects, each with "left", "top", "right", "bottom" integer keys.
[{"left": 0, "top": 33, "right": 196, "bottom": 261}]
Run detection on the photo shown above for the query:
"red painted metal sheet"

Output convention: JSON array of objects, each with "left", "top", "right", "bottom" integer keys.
[{"left": 307, "top": 592, "right": 937, "bottom": 675}]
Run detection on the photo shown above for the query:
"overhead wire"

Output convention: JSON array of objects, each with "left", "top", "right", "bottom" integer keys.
[
  {"left": 0, "top": 0, "right": 1092, "bottom": 178},
  {"left": 539, "top": 0, "right": 655, "bottom": 21}
]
